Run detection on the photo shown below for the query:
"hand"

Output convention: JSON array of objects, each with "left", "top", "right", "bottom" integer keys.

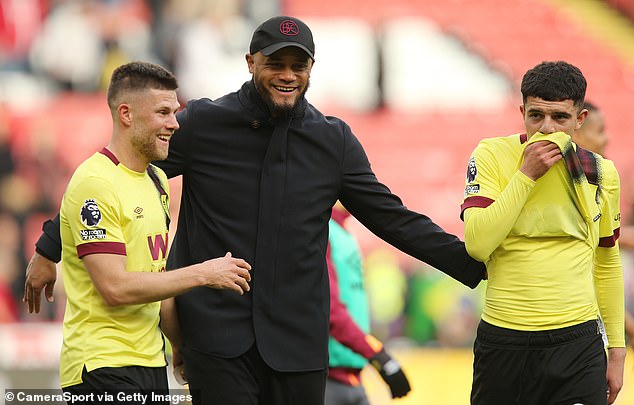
[
  {"left": 370, "top": 349, "right": 411, "bottom": 398},
  {"left": 200, "top": 252, "right": 252, "bottom": 295},
  {"left": 171, "top": 346, "right": 187, "bottom": 385},
  {"left": 606, "top": 347, "right": 625, "bottom": 404},
  {"left": 520, "top": 141, "right": 562, "bottom": 181},
  {"left": 23, "top": 252, "right": 58, "bottom": 313}
]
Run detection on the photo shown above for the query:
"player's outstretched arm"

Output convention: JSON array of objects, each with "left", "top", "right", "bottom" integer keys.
[{"left": 84, "top": 252, "right": 252, "bottom": 306}]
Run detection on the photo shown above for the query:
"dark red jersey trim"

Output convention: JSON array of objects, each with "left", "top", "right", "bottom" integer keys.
[
  {"left": 599, "top": 227, "right": 620, "bottom": 248},
  {"left": 100, "top": 147, "right": 120, "bottom": 165},
  {"left": 77, "top": 241, "right": 126, "bottom": 258},
  {"left": 460, "top": 196, "right": 495, "bottom": 221}
]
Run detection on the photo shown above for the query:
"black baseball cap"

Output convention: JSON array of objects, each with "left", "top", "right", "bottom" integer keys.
[{"left": 249, "top": 16, "right": 315, "bottom": 60}]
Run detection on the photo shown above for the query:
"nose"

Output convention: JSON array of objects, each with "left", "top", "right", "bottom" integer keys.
[
  {"left": 539, "top": 117, "right": 556, "bottom": 134},
  {"left": 279, "top": 66, "right": 297, "bottom": 82},
  {"left": 167, "top": 114, "right": 179, "bottom": 131}
]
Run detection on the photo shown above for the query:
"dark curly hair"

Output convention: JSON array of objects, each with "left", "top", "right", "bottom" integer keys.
[{"left": 520, "top": 61, "right": 586, "bottom": 110}]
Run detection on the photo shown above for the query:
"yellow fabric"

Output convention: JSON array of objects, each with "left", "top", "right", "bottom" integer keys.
[
  {"left": 527, "top": 132, "right": 600, "bottom": 246},
  {"left": 462, "top": 133, "right": 624, "bottom": 347},
  {"left": 59, "top": 152, "right": 170, "bottom": 387}
]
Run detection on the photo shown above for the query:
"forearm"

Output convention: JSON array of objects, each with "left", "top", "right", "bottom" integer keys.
[
  {"left": 593, "top": 246, "right": 625, "bottom": 348},
  {"left": 84, "top": 254, "right": 207, "bottom": 306},
  {"left": 329, "top": 295, "right": 378, "bottom": 359},
  {"left": 160, "top": 297, "right": 183, "bottom": 348},
  {"left": 108, "top": 267, "right": 206, "bottom": 306},
  {"left": 464, "top": 171, "right": 534, "bottom": 261}
]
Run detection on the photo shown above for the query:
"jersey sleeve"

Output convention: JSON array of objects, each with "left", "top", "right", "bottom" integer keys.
[
  {"left": 461, "top": 139, "right": 503, "bottom": 213},
  {"left": 598, "top": 159, "right": 621, "bottom": 247},
  {"left": 62, "top": 175, "right": 126, "bottom": 258},
  {"left": 462, "top": 140, "right": 535, "bottom": 261},
  {"left": 593, "top": 159, "right": 624, "bottom": 348}
]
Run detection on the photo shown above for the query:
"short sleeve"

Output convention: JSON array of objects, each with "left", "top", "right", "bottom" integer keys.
[
  {"left": 461, "top": 140, "right": 500, "bottom": 216},
  {"left": 62, "top": 176, "right": 126, "bottom": 257}
]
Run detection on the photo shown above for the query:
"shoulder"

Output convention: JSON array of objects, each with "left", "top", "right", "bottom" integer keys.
[
  {"left": 477, "top": 133, "right": 522, "bottom": 150},
  {"left": 68, "top": 153, "right": 116, "bottom": 190},
  {"left": 472, "top": 133, "right": 522, "bottom": 160},
  {"left": 599, "top": 157, "right": 620, "bottom": 189},
  {"left": 63, "top": 156, "right": 118, "bottom": 217}
]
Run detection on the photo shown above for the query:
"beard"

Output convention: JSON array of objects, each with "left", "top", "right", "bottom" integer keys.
[
  {"left": 255, "top": 79, "right": 310, "bottom": 117},
  {"left": 131, "top": 131, "right": 168, "bottom": 163}
]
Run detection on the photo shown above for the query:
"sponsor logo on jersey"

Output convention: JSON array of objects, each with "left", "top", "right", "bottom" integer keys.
[
  {"left": 80, "top": 199, "right": 102, "bottom": 226},
  {"left": 79, "top": 228, "right": 107, "bottom": 240},
  {"left": 134, "top": 206, "right": 144, "bottom": 219},
  {"left": 147, "top": 232, "right": 169, "bottom": 261},
  {"left": 465, "top": 184, "right": 480, "bottom": 194}
]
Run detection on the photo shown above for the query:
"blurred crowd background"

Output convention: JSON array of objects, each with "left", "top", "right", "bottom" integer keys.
[{"left": 1, "top": 1, "right": 634, "bottom": 395}]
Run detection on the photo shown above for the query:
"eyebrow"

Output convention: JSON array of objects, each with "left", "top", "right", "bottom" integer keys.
[{"left": 527, "top": 108, "right": 572, "bottom": 117}]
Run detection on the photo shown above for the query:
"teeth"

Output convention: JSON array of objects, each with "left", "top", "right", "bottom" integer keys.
[{"left": 275, "top": 86, "right": 294, "bottom": 92}]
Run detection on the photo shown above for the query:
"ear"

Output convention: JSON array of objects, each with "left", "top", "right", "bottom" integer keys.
[
  {"left": 519, "top": 104, "right": 525, "bottom": 117},
  {"left": 118, "top": 103, "right": 132, "bottom": 127},
  {"left": 575, "top": 108, "right": 589, "bottom": 130},
  {"left": 246, "top": 53, "right": 255, "bottom": 74}
]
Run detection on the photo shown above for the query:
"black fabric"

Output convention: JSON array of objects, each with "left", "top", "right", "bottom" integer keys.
[
  {"left": 471, "top": 320, "right": 607, "bottom": 405},
  {"left": 182, "top": 344, "right": 327, "bottom": 405},
  {"left": 160, "top": 80, "right": 485, "bottom": 371},
  {"left": 253, "top": 116, "right": 292, "bottom": 313},
  {"left": 62, "top": 366, "right": 169, "bottom": 405},
  {"left": 35, "top": 214, "right": 62, "bottom": 263}
]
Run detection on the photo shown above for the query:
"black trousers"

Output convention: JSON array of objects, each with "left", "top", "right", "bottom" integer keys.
[
  {"left": 182, "top": 344, "right": 327, "bottom": 405},
  {"left": 62, "top": 365, "right": 169, "bottom": 405},
  {"left": 471, "top": 319, "right": 607, "bottom": 405}
]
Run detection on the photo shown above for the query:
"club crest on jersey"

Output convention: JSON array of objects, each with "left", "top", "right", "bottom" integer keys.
[
  {"left": 466, "top": 158, "right": 477, "bottom": 183},
  {"left": 80, "top": 199, "right": 102, "bottom": 227}
]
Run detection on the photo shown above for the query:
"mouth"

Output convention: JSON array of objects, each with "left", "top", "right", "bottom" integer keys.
[
  {"left": 273, "top": 85, "right": 296, "bottom": 93},
  {"left": 157, "top": 134, "right": 170, "bottom": 143}
]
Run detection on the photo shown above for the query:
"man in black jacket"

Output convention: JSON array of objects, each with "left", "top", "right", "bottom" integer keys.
[{"left": 24, "top": 16, "right": 485, "bottom": 405}]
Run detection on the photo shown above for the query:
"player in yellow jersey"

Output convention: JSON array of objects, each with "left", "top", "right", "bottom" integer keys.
[
  {"left": 572, "top": 101, "right": 634, "bottom": 358},
  {"left": 57, "top": 62, "right": 252, "bottom": 404},
  {"left": 462, "top": 61, "right": 625, "bottom": 405}
]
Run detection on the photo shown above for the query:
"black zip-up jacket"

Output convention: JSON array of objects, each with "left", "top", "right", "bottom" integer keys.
[{"left": 37, "top": 80, "right": 485, "bottom": 372}]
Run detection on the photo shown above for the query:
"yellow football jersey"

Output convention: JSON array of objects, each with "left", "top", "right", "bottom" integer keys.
[
  {"left": 59, "top": 149, "right": 170, "bottom": 387},
  {"left": 462, "top": 133, "right": 623, "bottom": 347}
]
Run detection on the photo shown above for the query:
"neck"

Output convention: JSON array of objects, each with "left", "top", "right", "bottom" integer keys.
[{"left": 107, "top": 139, "right": 149, "bottom": 173}]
